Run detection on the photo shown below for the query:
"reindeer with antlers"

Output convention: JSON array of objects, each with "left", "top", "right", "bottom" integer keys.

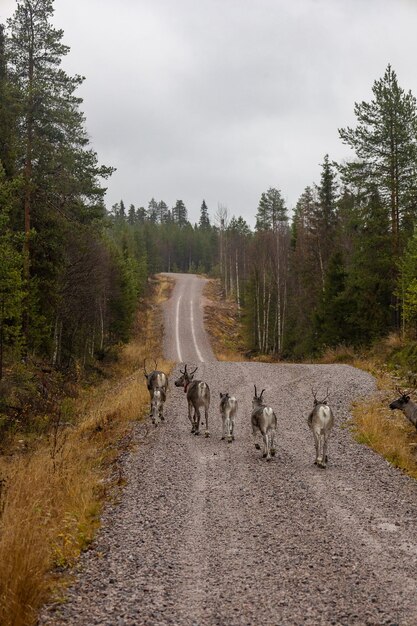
[
  {"left": 174, "top": 364, "right": 211, "bottom": 437},
  {"left": 251, "top": 386, "right": 277, "bottom": 461},
  {"left": 389, "top": 387, "right": 417, "bottom": 429},
  {"left": 307, "top": 387, "right": 334, "bottom": 469},
  {"left": 143, "top": 359, "right": 168, "bottom": 424}
]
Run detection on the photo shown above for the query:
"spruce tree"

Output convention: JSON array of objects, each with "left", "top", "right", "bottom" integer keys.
[
  {"left": 199, "top": 200, "right": 210, "bottom": 229},
  {"left": 172, "top": 199, "right": 188, "bottom": 226},
  {"left": 147, "top": 198, "right": 158, "bottom": 223},
  {"left": 157, "top": 200, "right": 168, "bottom": 223}
]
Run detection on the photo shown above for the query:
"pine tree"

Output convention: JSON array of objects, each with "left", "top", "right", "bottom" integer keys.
[
  {"left": 0, "top": 24, "right": 18, "bottom": 178},
  {"left": 128, "top": 203, "right": 136, "bottom": 225},
  {"left": 342, "top": 189, "right": 393, "bottom": 344},
  {"left": 397, "top": 228, "right": 417, "bottom": 336},
  {"left": 314, "top": 251, "right": 348, "bottom": 348},
  {"left": 147, "top": 198, "right": 158, "bottom": 223},
  {"left": 255, "top": 187, "right": 288, "bottom": 232},
  {"left": 172, "top": 199, "right": 188, "bottom": 226},
  {"left": 199, "top": 200, "right": 210, "bottom": 229},
  {"left": 157, "top": 200, "right": 168, "bottom": 223},
  {"left": 0, "top": 166, "right": 24, "bottom": 374},
  {"left": 339, "top": 65, "right": 417, "bottom": 254},
  {"left": 6, "top": 0, "right": 113, "bottom": 349}
]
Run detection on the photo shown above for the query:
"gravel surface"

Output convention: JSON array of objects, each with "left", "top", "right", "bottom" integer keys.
[{"left": 40, "top": 274, "right": 417, "bottom": 626}]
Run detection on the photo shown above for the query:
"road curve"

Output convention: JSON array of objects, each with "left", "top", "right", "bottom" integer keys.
[{"left": 41, "top": 273, "right": 417, "bottom": 626}]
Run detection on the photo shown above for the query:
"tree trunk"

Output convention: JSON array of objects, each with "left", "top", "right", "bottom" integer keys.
[
  {"left": 235, "top": 249, "right": 241, "bottom": 314},
  {"left": 22, "top": 9, "right": 35, "bottom": 342}
]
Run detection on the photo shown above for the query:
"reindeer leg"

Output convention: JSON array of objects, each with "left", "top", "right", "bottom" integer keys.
[
  {"left": 323, "top": 435, "right": 329, "bottom": 467},
  {"left": 263, "top": 432, "right": 271, "bottom": 460},
  {"left": 188, "top": 401, "right": 195, "bottom": 433},
  {"left": 194, "top": 408, "right": 201, "bottom": 435},
  {"left": 204, "top": 406, "right": 210, "bottom": 438},
  {"left": 221, "top": 415, "right": 226, "bottom": 440},
  {"left": 317, "top": 431, "right": 325, "bottom": 468},
  {"left": 270, "top": 429, "right": 276, "bottom": 456},
  {"left": 231, "top": 417, "right": 235, "bottom": 441},
  {"left": 252, "top": 425, "right": 261, "bottom": 450},
  {"left": 226, "top": 415, "right": 232, "bottom": 443},
  {"left": 313, "top": 430, "right": 319, "bottom": 465}
]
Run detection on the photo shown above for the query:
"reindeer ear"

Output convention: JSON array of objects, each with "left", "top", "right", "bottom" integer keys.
[{"left": 219, "top": 392, "right": 223, "bottom": 398}]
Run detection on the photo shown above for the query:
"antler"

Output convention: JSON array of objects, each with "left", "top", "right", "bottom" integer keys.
[
  {"left": 259, "top": 389, "right": 266, "bottom": 399},
  {"left": 396, "top": 386, "right": 415, "bottom": 397},
  {"left": 189, "top": 366, "right": 198, "bottom": 375},
  {"left": 254, "top": 384, "right": 257, "bottom": 397},
  {"left": 154, "top": 359, "right": 158, "bottom": 370},
  {"left": 311, "top": 387, "right": 318, "bottom": 402},
  {"left": 143, "top": 359, "right": 149, "bottom": 377},
  {"left": 322, "top": 386, "right": 330, "bottom": 403}
]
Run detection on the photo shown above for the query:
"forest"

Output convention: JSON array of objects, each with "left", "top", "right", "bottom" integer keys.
[{"left": 2, "top": 0, "right": 417, "bottom": 389}]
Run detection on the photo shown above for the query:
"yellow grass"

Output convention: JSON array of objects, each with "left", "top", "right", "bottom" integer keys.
[
  {"left": 0, "top": 275, "right": 174, "bottom": 626},
  {"left": 349, "top": 353, "right": 417, "bottom": 480}
]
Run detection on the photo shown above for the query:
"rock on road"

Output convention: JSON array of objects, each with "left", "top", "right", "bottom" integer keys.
[{"left": 41, "top": 273, "right": 417, "bottom": 626}]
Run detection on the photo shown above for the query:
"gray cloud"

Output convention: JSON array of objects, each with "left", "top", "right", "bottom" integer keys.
[{"left": 3, "top": 0, "right": 417, "bottom": 225}]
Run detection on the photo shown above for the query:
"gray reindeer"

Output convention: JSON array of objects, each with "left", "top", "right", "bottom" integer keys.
[
  {"left": 219, "top": 392, "right": 237, "bottom": 443},
  {"left": 174, "top": 364, "right": 210, "bottom": 437},
  {"left": 251, "top": 386, "right": 277, "bottom": 461},
  {"left": 389, "top": 387, "right": 417, "bottom": 429},
  {"left": 307, "top": 387, "right": 334, "bottom": 469},
  {"left": 144, "top": 359, "right": 168, "bottom": 424}
]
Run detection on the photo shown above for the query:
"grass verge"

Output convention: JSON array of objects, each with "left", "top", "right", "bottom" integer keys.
[
  {"left": 0, "top": 274, "right": 174, "bottom": 626},
  {"left": 320, "top": 336, "right": 417, "bottom": 480},
  {"left": 203, "top": 279, "right": 247, "bottom": 361}
]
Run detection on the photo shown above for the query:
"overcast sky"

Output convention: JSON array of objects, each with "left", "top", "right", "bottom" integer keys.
[{"left": 2, "top": 0, "right": 417, "bottom": 225}]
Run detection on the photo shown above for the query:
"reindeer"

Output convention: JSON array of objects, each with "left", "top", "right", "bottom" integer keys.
[
  {"left": 150, "top": 388, "right": 166, "bottom": 425},
  {"left": 174, "top": 364, "right": 210, "bottom": 437},
  {"left": 389, "top": 387, "right": 417, "bottom": 429},
  {"left": 307, "top": 387, "right": 334, "bottom": 469},
  {"left": 219, "top": 393, "right": 237, "bottom": 443},
  {"left": 144, "top": 359, "right": 168, "bottom": 423},
  {"left": 251, "top": 386, "right": 277, "bottom": 461}
]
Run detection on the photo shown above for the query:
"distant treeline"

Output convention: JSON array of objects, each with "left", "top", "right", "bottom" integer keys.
[
  {"left": 113, "top": 64, "right": 417, "bottom": 359},
  {"left": 2, "top": 0, "right": 417, "bottom": 376}
]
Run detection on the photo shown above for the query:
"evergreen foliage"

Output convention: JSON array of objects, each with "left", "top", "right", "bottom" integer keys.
[
  {"left": 199, "top": 200, "right": 210, "bottom": 229},
  {"left": 2, "top": 10, "right": 417, "bottom": 377}
]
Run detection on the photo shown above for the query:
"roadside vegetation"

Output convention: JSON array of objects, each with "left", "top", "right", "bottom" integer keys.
[
  {"left": 204, "top": 280, "right": 417, "bottom": 480},
  {"left": 0, "top": 276, "right": 173, "bottom": 626},
  {"left": 203, "top": 280, "right": 247, "bottom": 361},
  {"left": 320, "top": 336, "right": 417, "bottom": 480}
]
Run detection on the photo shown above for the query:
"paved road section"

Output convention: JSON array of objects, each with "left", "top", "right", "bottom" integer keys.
[{"left": 41, "top": 274, "right": 417, "bottom": 626}]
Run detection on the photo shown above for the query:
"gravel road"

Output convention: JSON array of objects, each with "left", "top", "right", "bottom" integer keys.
[{"left": 40, "top": 273, "right": 417, "bottom": 626}]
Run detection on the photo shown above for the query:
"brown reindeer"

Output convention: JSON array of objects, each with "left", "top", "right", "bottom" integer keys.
[
  {"left": 174, "top": 364, "right": 210, "bottom": 437},
  {"left": 144, "top": 359, "right": 168, "bottom": 424}
]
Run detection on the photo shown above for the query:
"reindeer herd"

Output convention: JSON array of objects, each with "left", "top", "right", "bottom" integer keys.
[{"left": 143, "top": 360, "right": 417, "bottom": 469}]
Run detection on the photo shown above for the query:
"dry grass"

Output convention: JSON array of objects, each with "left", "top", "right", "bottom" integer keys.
[
  {"left": 347, "top": 351, "right": 417, "bottom": 480},
  {"left": 317, "top": 345, "right": 357, "bottom": 364},
  {"left": 0, "top": 275, "right": 174, "bottom": 626},
  {"left": 352, "top": 393, "right": 417, "bottom": 480},
  {"left": 203, "top": 279, "right": 247, "bottom": 362}
]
